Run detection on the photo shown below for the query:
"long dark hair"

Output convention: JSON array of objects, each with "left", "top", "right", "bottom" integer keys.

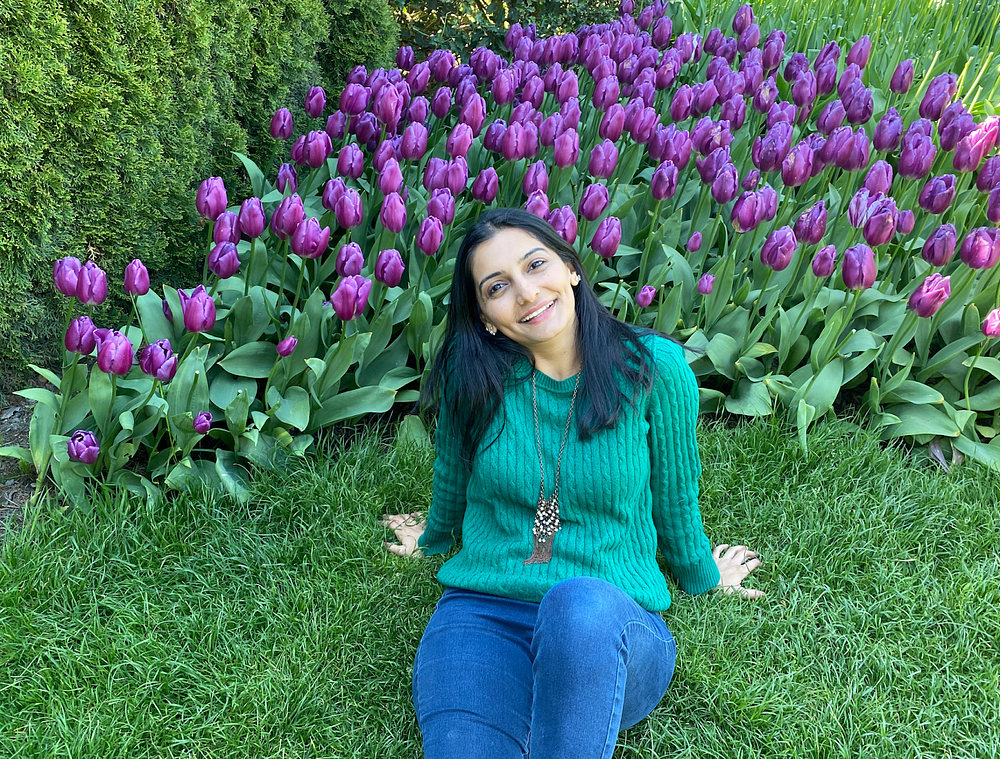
[{"left": 418, "top": 207, "right": 685, "bottom": 472}]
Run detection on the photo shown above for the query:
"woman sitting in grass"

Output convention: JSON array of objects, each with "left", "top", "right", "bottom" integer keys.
[{"left": 382, "top": 207, "right": 763, "bottom": 758}]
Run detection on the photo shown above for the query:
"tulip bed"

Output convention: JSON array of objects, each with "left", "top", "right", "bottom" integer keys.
[{"left": 5, "top": 0, "right": 1000, "bottom": 506}]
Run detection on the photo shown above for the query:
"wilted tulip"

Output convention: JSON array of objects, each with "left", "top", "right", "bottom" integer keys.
[
  {"left": 65, "top": 315, "right": 97, "bottom": 354},
  {"left": 651, "top": 160, "right": 679, "bottom": 200},
  {"left": 270, "top": 194, "right": 305, "bottom": 240},
  {"left": 53, "top": 257, "right": 82, "bottom": 298},
  {"left": 579, "top": 183, "right": 610, "bottom": 221},
  {"left": 919, "top": 73, "right": 958, "bottom": 121},
  {"left": 842, "top": 244, "right": 877, "bottom": 289},
  {"left": 291, "top": 218, "right": 331, "bottom": 260},
  {"left": 977, "top": 156, "right": 1000, "bottom": 191},
  {"left": 76, "top": 261, "right": 108, "bottom": 306},
  {"left": 697, "top": 274, "right": 716, "bottom": 296},
  {"left": 525, "top": 190, "right": 549, "bottom": 219},
  {"left": 908, "top": 273, "right": 951, "bottom": 317},
  {"left": 794, "top": 201, "right": 828, "bottom": 245},
  {"left": 332, "top": 275, "right": 373, "bottom": 321},
  {"left": 591, "top": 216, "right": 622, "bottom": 258},
  {"left": 139, "top": 339, "right": 177, "bottom": 382},
  {"left": 919, "top": 175, "right": 957, "bottom": 214},
  {"left": 401, "top": 122, "right": 429, "bottom": 160},
  {"left": 890, "top": 59, "right": 914, "bottom": 94},
  {"left": 687, "top": 232, "right": 703, "bottom": 252},
  {"left": 67, "top": 430, "right": 100, "bottom": 465},
  {"left": 270, "top": 108, "right": 293, "bottom": 140},
  {"left": 873, "top": 108, "right": 903, "bottom": 153},
  {"left": 238, "top": 197, "right": 266, "bottom": 239},
  {"left": 375, "top": 249, "right": 405, "bottom": 288},
  {"left": 276, "top": 336, "right": 298, "bottom": 358},
  {"left": 961, "top": 227, "right": 1000, "bottom": 269},
  {"left": 982, "top": 308, "right": 1000, "bottom": 338},
  {"left": 193, "top": 412, "right": 212, "bottom": 435},
  {"left": 95, "top": 329, "right": 133, "bottom": 376},
  {"left": 196, "top": 177, "right": 227, "bottom": 221},
  {"left": 523, "top": 161, "right": 549, "bottom": 196},
  {"left": 178, "top": 285, "right": 216, "bottom": 333},
  {"left": 207, "top": 241, "right": 241, "bottom": 278},
  {"left": 304, "top": 86, "right": 326, "bottom": 118},
  {"left": 637, "top": 285, "right": 658, "bottom": 308},
  {"left": 472, "top": 168, "right": 499, "bottom": 203},
  {"left": 761, "top": 226, "right": 798, "bottom": 271},
  {"left": 812, "top": 245, "right": 836, "bottom": 277}
]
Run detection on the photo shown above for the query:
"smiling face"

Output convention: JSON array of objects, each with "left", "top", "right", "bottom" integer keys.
[{"left": 469, "top": 226, "right": 581, "bottom": 357}]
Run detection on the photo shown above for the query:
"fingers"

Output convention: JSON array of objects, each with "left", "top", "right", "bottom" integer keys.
[{"left": 712, "top": 544, "right": 729, "bottom": 558}]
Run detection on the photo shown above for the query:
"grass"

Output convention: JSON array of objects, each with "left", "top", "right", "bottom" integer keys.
[{"left": 2, "top": 414, "right": 999, "bottom": 758}]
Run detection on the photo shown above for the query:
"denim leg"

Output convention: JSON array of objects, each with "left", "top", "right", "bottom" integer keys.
[
  {"left": 412, "top": 589, "right": 537, "bottom": 759},
  {"left": 527, "top": 577, "right": 677, "bottom": 759}
]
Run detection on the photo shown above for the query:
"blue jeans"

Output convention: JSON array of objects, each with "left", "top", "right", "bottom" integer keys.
[{"left": 412, "top": 576, "right": 677, "bottom": 759}]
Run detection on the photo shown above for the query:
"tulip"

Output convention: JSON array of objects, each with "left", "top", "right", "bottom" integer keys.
[
  {"left": 692, "top": 273, "right": 713, "bottom": 297},
  {"left": 670, "top": 84, "right": 694, "bottom": 121},
  {"left": 326, "top": 111, "right": 347, "bottom": 140},
  {"left": 65, "top": 315, "right": 97, "bottom": 354},
  {"left": 470, "top": 167, "right": 499, "bottom": 204},
  {"left": 547, "top": 206, "right": 578, "bottom": 244},
  {"left": 270, "top": 194, "right": 305, "bottom": 240},
  {"left": 492, "top": 70, "right": 517, "bottom": 105},
  {"left": 338, "top": 83, "right": 368, "bottom": 117},
  {"left": 337, "top": 144, "right": 364, "bottom": 179},
  {"left": 460, "top": 95, "right": 487, "bottom": 136},
  {"left": 276, "top": 336, "right": 298, "bottom": 357},
  {"left": 444, "top": 157, "right": 470, "bottom": 196},
  {"left": 742, "top": 169, "right": 761, "bottom": 190},
  {"left": 332, "top": 275, "right": 372, "bottom": 321},
  {"left": 761, "top": 30, "right": 785, "bottom": 74},
  {"left": 498, "top": 120, "right": 524, "bottom": 162},
  {"left": 791, "top": 70, "right": 817, "bottom": 108},
  {"left": 898, "top": 132, "right": 936, "bottom": 179},
  {"left": 977, "top": 156, "right": 1000, "bottom": 191},
  {"left": 67, "top": 430, "right": 100, "bottom": 465},
  {"left": 961, "top": 227, "right": 1000, "bottom": 269},
  {"left": 920, "top": 73, "right": 958, "bottom": 120},
  {"left": 117, "top": 259, "right": 149, "bottom": 299},
  {"left": 331, "top": 243, "right": 363, "bottom": 277},
  {"left": 196, "top": 177, "right": 227, "bottom": 221},
  {"left": 599, "top": 103, "right": 626, "bottom": 142},
  {"left": 731, "top": 191, "right": 762, "bottom": 233},
  {"left": 303, "top": 130, "right": 333, "bottom": 169},
  {"left": 53, "top": 257, "right": 82, "bottom": 298},
  {"left": 842, "top": 84, "right": 874, "bottom": 126},
  {"left": 592, "top": 75, "right": 621, "bottom": 111},
  {"left": 591, "top": 216, "right": 622, "bottom": 258},
  {"left": 334, "top": 189, "right": 363, "bottom": 230},
  {"left": 954, "top": 117, "right": 1000, "bottom": 173},
  {"left": 844, "top": 35, "right": 870, "bottom": 69},
  {"left": 400, "top": 122, "right": 429, "bottom": 160},
  {"left": 918, "top": 223, "right": 957, "bottom": 267},
  {"left": 414, "top": 216, "right": 443, "bottom": 257},
  {"left": 939, "top": 103, "right": 977, "bottom": 152},
  {"left": 637, "top": 285, "right": 658, "bottom": 308},
  {"left": 651, "top": 160, "right": 678, "bottom": 200},
  {"left": 525, "top": 190, "right": 549, "bottom": 219},
  {"left": 760, "top": 226, "right": 798, "bottom": 271},
  {"left": 890, "top": 59, "right": 914, "bottom": 94},
  {"left": 579, "top": 183, "right": 610, "bottom": 221},
  {"left": 589, "top": 139, "right": 619, "bottom": 179},
  {"left": 211, "top": 212, "right": 241, "bottom": 248},
  {"left": 162, "top": 299, "right": 173, "bottom": 323},
  {"left": 505, "top": 23, "right": 524, "bottom": 51},
  {"left": 752, "top": 121, "right": 793, "bottom": 173},
  {"left": 842, "top": 244, "right": 877, "bottom": 290},
  {"left": 908, "top": 118, "right": 934, "bottom": 138},
  {"left": 304, "top": 86, "right": 326, "bottom": 118},
  {"left": 539, "top": 113, "right": 565, "bottom": 148},
  {"left": 863, "top": 196, "right": 899, "bottom": 246},
  {"left": 375, "top": 158, "right": 404, "bottom": 197},
  {"left": 430, "top": 49, "right": 457, "bottom": 82},
  {"left": 270, "top": 108, "right": 293, "bottom": 140},
  {"left": 397, "top": 46, "right": 414, "bottom": 70},
  {"left": 907, "top": 273, "right": 951, "bottom": 318},
  {"left": 720, "top": 95, "right": 746, "bottom": 129},
  {"left": 987, "top": 186, "right": 1000, "bottom": 224},
  {"left": 379, "top": 192, "right": 407, "bottom": 234},
  {"left": 982, "top": 308, "right": 1000, "bottom": 338},
  {"left": 139, "top": 339, "right": 177, "bottom": 382},
  {"left": 812, "top": 245, "right": 836, "bottom": 277},
  {"left": 759, "top": 185, "right": 778, "bottom": 221},
  {"left": 696, "top": 147, "right": 730, "bottom": 184},
  {"left": 860, "top": 160, "right": 892, "bottom": 196},
  {"left": 406, "top": 61, "right": 430, "bottom": 94},
  {"left": 205, "top": 241, "right": 239, "bottom": 279},
  {"left": 919, "top": 175, "right": 957, "bottom": 215},
  {"left": 712, "top": 163, "right": 740, "bottom": 203},
  {"left": 238, "top": 197, "right": 266, "bottom": 240},
  {"left": 193, "top": 412, "right": 212, "bottom": 435},
  {"left": 375, "top": 249, "right": 405, "bottom": 288},
  {"left": 322, "top": 178, "right": 346, "bottom": 215},
  {"left": 897, "top": 209, "right": 915, "bottom": 235},
  {"left": 523, "top": 161, "right": 549, "bottom": 196},
  {"left": 793, "top": 201, "right": 828, "bottom": 246},
  {"left": 75, "top": 261, "right": 108, "bottom": 306},
  {"left": 95, "top": 329, "right": 133, "bottom": 376},
  {"left": 783, "top": 52, "right": 810, "bottom": 83},
  {"left": 781, "top": 142, "right": 813, "bottom": 187},
  {"left": 290, "top": 217, "right": 330, "bottom": 260},
  {"left": 687, "top": 232, "right": 703, "bottom": 252},
  {"left": 552, "top": 128, "right": 580, "bottom": 168}
]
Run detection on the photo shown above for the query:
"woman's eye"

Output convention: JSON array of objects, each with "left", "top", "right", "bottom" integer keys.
[
  {"left": 488, "top": 283, "right": 502, "bottom": 295},
  {"left": 529, "top": 259, "right": 545, "bottom": 270}
]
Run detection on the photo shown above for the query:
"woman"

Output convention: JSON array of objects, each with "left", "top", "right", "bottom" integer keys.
[{"left": 382, "top": 208, "right": 763, "bottom": 758}]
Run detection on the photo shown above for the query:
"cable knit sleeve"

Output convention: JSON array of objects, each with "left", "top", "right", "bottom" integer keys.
[
  {"left": 646, "top": 337, "right": 721, "bottom": 595},
  {"left": 418, "top": 395, "right": 469, "bottom": 556}
]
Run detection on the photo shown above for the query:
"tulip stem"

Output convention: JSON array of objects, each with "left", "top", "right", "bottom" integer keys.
[
  {"left": 417, "top": 252, "right": 432, "bottom": 293},
  {"left": 290, "top": 258, "right": 307, "bottom": 320},
  {"left": 964, "top": 341, "right": 987, "bottom": 412},
  {"left": 244, "top": 239, "right": 255, "bottom": 298},
  {"left": 202, "top": 220, "right": 215, "bottom": 285},
  {"left": 640, "top": 199, "right": 664, "bottom": 287},
  {"left": 880, "top": 310, "right": 920, "bottom": 381},
  {"left": 609, "top": 279, "right": 624, "bottom": 317}
]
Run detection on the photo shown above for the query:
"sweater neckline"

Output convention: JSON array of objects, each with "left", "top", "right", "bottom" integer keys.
[{"left": 532, "top": 367, "right": 580, "bottom": 395}]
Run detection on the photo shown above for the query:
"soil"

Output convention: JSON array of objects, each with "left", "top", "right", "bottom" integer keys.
[{"left": 0, "top": 392, "right": 37, "bottom": 543}]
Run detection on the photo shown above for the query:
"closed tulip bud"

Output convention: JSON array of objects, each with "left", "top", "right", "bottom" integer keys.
[
  {"left": 690, "top": 117, "right": 717, "bottom": 155},
  {"left": 918, "top": 174, "right": 957, "bottom": 214},
  {"left": 579, "top": 183, "right": 610, "bottom": 221},
  {"left": 498, "top": 120, "right": 524, "bottom": 162},
  {"left": 692, "top": 276, "right": 714, "bottom": 301},
  {"left": 552, "top": 68, "right": 577, "bottom": 105},
  {"left": 846, "top": 35, "right": 871, "bottom": 69},
  {"left": 650, "top": 160, "right": 679, "bottom": 200},
  {"left": 687, "top": 232, "right": 703, "bottom": 252},
  {"left": 636, "top": 284, "right": 657, "bottom": 308},
  {"left": 538, "top": 113, "right": 563, "bottom": 148},
  {"left": 696, "top": 147, "right": 731, "bottom": 184},
  {"left": 303, "top": 130, "right": 333, "bottom": 169},
  {"left": 794, "top": 201, "right": 828, "bottom": 245},
  {"left": 521, "top": 121, "right": 540, "bottom": 160},
  {"left": 65, "top": 315, "right": 97, "bottom": 354},
  {"left": 95, "top": 329, "right": 134, "bottom": 376},
  {"left": 291, "top": 218, "right": 331, "bottom": 260},
  {"left": 860, "top": 160, "right": 892, "bottom": 196},
  {"left": 238, "top": 197, "right": 266, "bottom": 239},
  {"left": 737, "top": 23, "right": 760, "bottom": 54},
  {"left": 177, "top": 285, "right": 216, "bottom": 333},
  {"left": 712, "top": 163, "right": 740, "bottom": 203},
  {"left": 547, "top": 206, "right": 578, "bottom": 244},
  {"left": 553, "top": 129, "right": 580, "bottom": 168},
  {"left": 843, "top": 84, "right": 874, "bottom": 125},
  {"left": 139, "top": 339, "right": 177, "bottom": 382},
  {"left": 460, "top": 95, "right": 487, "bottom": 136},
  {"left": 414, "top": 216, "right": 443, "bottom": 257},
  {"left": 212, "top": 211, "right": 241, "bottom": 247},
  {"left": 339, "top": 83, "right": 369, "bottom": 116},
  {"left": 67, "top": 430, "right": 100, "bottom": 465},
  {"left": 76, "top": 261, "right": 108, "bottom": 306},
  {"left": 982, "top": 308, "right": 1000, "bottom": 338},
  {"left": 669, "top": 84, "right": 694, "bottom": 122},
  {"left": 290, "top": 135, "right": 306, "bottom": 166},
  {"left": 598, "top": 104, "right": 626, "bottom": 143},
  {"left": 761, "top": 226, "right": 798, "bottom": 271},
  {"left": 336, "top": 144, "right": 364, "bottom": 179},
  {"left": 986, "top": 185, "right": 1000, "bottom": 224},
  {"left": 325, "top": 109, "right": 345, "bottom": 137},
  {"left": 629, "top": 106, "right": 658, "bottom": 144},
  {"left": 444, "top": 157, "right": 469, "bottom": 196},
  {"left": 742, "top": 169, "right": 761, "bottom": 190},
  {"left": 333, "top": 188, "right": 363, "bottom": 230},
  {"left": 731, "top": 191, "right": 761, "bottom": 233},
  {"left": 374, "top": 140, "right": 398, "bottom": 174},
  {"left": 897, "top": 209, "right": 915, "bottom": 235},
  {"left": 406, "top": 61, "right": 431, "bottom": 94},
  {"left": 521, "top": 189, "right": 547, "bottom": 219},
  {"left": 522, "top": 161, "right": 549, "bottom": 197},
  {"left": 898, "top": 132, "right": 937, "bottom": 179},
  {"left": 404, "top": 96, "right": 429, "bottom": 127},
  {"left": 720, "top": 95, "right": 746, "bottom": 129},
  {"left": 304, "top": 86, "right": 326, "bottom": 118},
  {"left": 193, "top": 411, "right": 212, "bottom": 435},
  {"left": 954, "top": 117, "right": 1000, "bottom": 173},
  {"left": 429, "top": 49, "right": 457, "bottom": 83},
  {"left": 332, "top": 243, "right": 362, "bottom": 277},
  {"left": 812, "top": 244, "right": 837, "bottom": 277},
  {"left": 396, "top": 46, "right": 415, "bottom": 71},
  {"left": 975, "top": 157, "right": 1000, "bottom": 194},
  {"left": 196, "top": 177, "right": 227, "bottom": 221},
  {"left": 162, "top": 299, "right": 173, "bottom": 323},
  {"left": 752, "top": 77, "right": 778, "bottom": 114},
  {"left": 752, "top": 121, "right": 793, "bottom": 173},
  {"left": 585, "top": 139, "right": 617, "bottom": 179},
  {"left": 423, "top": 157, "right": 448, "bottom": 192},
  {"left": 322, "top": 178, "right": 346, "bottom": 213},
  {"left": 429, "top": 87, "right": 453, "bottom": 121},
  {"left": 791, "top": 70, "right": 817, "bottom": 108},
  {"left": 920, "top": 73, "right": 958, "bottom": 121},
  {"left": 838, "top": 127, "right": 870, "bottom": 172},
  {"left": 873, "top": 107, "right": 903, "bottom": 153},
  {"left": 270, "top": 194, "right": 305, "bottom": 240},
  {"left": 276, "top": 336, "right": 298, "bottom": 357},
  {"left": 492, "top": 70, "right": 517, "bottom": 105},
  {"left": 590, "top": 216, "right": 622, "bottom": 258},
  {"left": 922, "top": 223, "right": 958, "bottom": 266},
  {"left": 332, "top": 275, "right": 372, "bottom": 321},
  {"left": 471, "top": 167, "right": 500, "bottom": 204},
  {"left": 207, "top": 241, "right": 241, "bottom": 278},
  {"left": 270, "top": 108, "right": 293, "bottom": 140},
  {"left": 375, "top": 248, "right": 405, "bottom": 287},
  {"left": 379, "top": 192, "right": 407, "bottom": 233},
  {"left": 891, "top": 59, "right": 915, "bottom": 94},
  {"left": 863, "top": 196, "right": 898, "bottom": 246},
  {"left": 961, "top": 227, "right": 1000, "bottom": 269},
  {"left": 592, "top": 75, "right": 621, "bottom": 111},
  {"left": 53, "top": 256, "right": 82, "bottom": 297},
  {"left": 842, "top": 244, "right": 877, "bottom": 290},
  {"left": 938, "top": 103, "right": 976, "bottom": 152},
  {"left": 781, "top": 142, "right": 813, "bottom": 187},
  {"left": 397, "top": 123, "right": 427, "bottom": 162},
  {"left": 761, "top": 30, "right": 785, "bottom": 74},
  {"left": 907, "top": 273, "right": 951, "bottom": 318},
  {"left": 375, "top": 157, "right": 404, "bottom": 196},
  {"left": 691, "top": 80, "right": 719, "bottom": 117},
  {"left": 784, "top": 52, "right": 810, "bottom": 83}
]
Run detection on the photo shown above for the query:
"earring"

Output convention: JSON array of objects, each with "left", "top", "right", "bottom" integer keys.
[
  {"left": 486, "top": 324, "right": 497, "bottom": 335},
  {"left": 571, "top": 274, "right": 581, "bottom": 285}
]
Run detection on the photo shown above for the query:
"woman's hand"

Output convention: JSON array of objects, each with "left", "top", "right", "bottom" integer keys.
[
  {"left": 712, "top": 544, "right": 765, "bottom": 599},
  {"left": 380, "top": 512, "right": 427, "bottom": 558}
]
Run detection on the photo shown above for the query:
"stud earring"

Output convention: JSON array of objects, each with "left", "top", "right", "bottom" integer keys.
[
  {"left": 571, "top": 274, "right": 581, "bottom": 285},
  {"left": 486, "top": 324, "right": 497, "bottom": 335}
]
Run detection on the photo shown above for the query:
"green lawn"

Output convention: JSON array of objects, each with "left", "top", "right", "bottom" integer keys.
[{"left": 2, "top": 415, "right": 998, "bottom": 758}]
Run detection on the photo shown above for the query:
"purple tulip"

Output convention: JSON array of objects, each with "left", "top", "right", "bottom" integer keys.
[
  {"left": 95, "top": 329, "right": 134, "bottom": 376},
  {"left": 302, "top": 130, "right": 333, "bottom": 169},
  {"left": 397, "top": 46, "right": 415, "bottom": 71},
  {"left": 291, "top": 218, "right": 331, "bottom": 260},
  {"left": 579, "top": 183, "right": 610, "bottom": 221},
  {"left": 375, "top": 249, "right": 405, "bottom": 288},
  {"left": 651, "top": 160, "right": 679, "bottom": 200},
  {"left": 761, "top": 31, "right": 785, "bottom": 74},
  {"left": 591, "top": 216, "right": 622, "bottom": 258},
  {"left": 321, "top": 178, "right": 345, "bottom": 214},
  {"left": 697, "top": 147, "right": 731, "bottom": 184},
  {"left": 406, "top": 61, "right": 430, "bottom": 94},
  {"left": 847, "top": 188, "right": 875, "bottom": 228},
  {"left": 687, "top": 232, "right": 703, "bottom": 252},
  {"left": 270, "top": 108, "right": 293, "bottom": 140},
  {"left": 196, "top": 177, "right": 227, "bottom": 221},
  {"left": 379, "top": 192, "right": 407, "bottom": 234},
  {"left": 783, "top": 52, "right": 810, "bottom": 83},
  {"left": 416, "top": 216, "right": 444, "bottom": 256},
  {"left": 238, "top": 198, "right": 266, "bottom": 239},
  {"left": 589, "top": 139, "right": 619, "bottom": 179},
  {"left": 326, "top": 111, "right": 347, "bottom": 140},
  {"left": 781, "top": 142, "right": 813, "bottom": 187},
  {"left": 118, "top": 258, "right": 149, "bottom": 297},
  {"left": 139, "top": 339, "right": 177, "bottom": 382},
  {"left": 276, "top": 336, "right": 298, "bottom": 357},
  {"left": 842, "top": 244, "right": 877, "bottom": 290},
  {"left": 598, "top": 103, "right": 626, "bottom": 142},
  {"left": 860, "top": 161, "right": 892, "bottom": 196},
  {"left": 670, "top": 84, "right": 694, "bottom": 121},
  {"left": 696, "top": 274, "right": 714, "bottom": 296},
  {"left": 193, "top": 412, "right": 212, "bottom": 435},
  {"left": 760, "top": 226, "right": 798, "bottom": 271},
  {"left": 498, "top": 121, "right": 524, "bottom": 162},
  {"left": 978, "top": 156, "right": 1000, "bottom": 191},
  {"left": 846, "top": 35, "right": 871, "bottom": 69},
  {"left": 400, "top": 122, "right": 429, "bottom": 161},
  {"left": 162, "top": 299, "right": 173, "bottom": 323},
  {"left": 592, "top": 75, "right": 621, "bottom": 111},
  {"left": 908, "top": 273, "right": 951, "bottom": 318},
  {"left": 987, "top": 186, "right": 1000, "bottom": 224},
  {"left": 752, "top": 121, "right": 793, "bottom": 173},
  {"left": 270, "top": 194, "right": 305, "bottom": 240},
  {"left": 891, "top": 59, "right": 914, "bottom": 94},
  {"left": 793, "top": 201, "right": 828, "bottom": 246},
  {"left": 376, "top": 158, "right": 404, "bottom": 197},
  {"left": 460, "top": 95, "right": 487, "bottom": 136},
  {"left": 53, "top": 257, "right": 82, "bottom": 297},
  {"left": 898, "top": 131, "right": 937, "bottom": 179},
  {"left": 712, "top": 163, "right": 740, "bottom": 203},
  {"left": 897, "top": 209, "right": 916, "bottom": 235},
  {"left": 731, "top": 191, "right": 762, "bottom": 233},
  {"left": 525, "top": 190, "right": 550, "bottom": 219},
  {"left": 65, "top": 315, "right": 97, "bottom": 354},
  {"left": 811, "top": 59, "right": 836, "bottom": 97},
  {"left": 207, "top": 241, "right": 240, "bottom": 278},
  {"left": 919, "top": 175, "right": 957, "bottom": 214},
  {"left": 660, "top": 125, "right": 692, "bottom": 169},
  {"left": 67, "top": 430, "right": 100, "bottom": 465},
  {"left": 921, "top": 224, "right": 958, "bottom": 267},
  {"left": 553, "top": 129, "right": 580, "bottom": 168},
  {"left": 720, "top": 95, "right": 746, "bottom": 130},
  {"left": 939, "top": 103, "right": 977, "bottom": 152},
  {"left": 332, "top": 275, "right": 372, "bottom": 321},
  {"left": 178, "top": 285, "right": 216, "bottom": 333},
  {"left": 872, "top": 108, "right": 903, "bottom": 153},
  {"left": 522, "top": 161, "right": 549, "bottom": 197},
  {"left": 960, "top": 227, "right": 1000, "bottom": 269},
  {"left": 76, "top": 261, "right": 108, "bottom": 306},
  {"left": 863, "top": 196, "right": 899, "bottom": 246},
  {"left": 335, "top": 243, "right": 364, "bottom": 277},
  {"left": 430, "top": 49, "right": 457, "bottom": 83},
  {"left": 920, "top": 73, "right": 958, "bottom": 120},
  {"left": 333, "top": 188, "right": 363, "bottom": 230},
  {"left": 336, "top": 144, "right": 364, "bottom": 179},
  {"left": 954, "top": 117, "right": 1000, "bottom": 173},
  {"left": 743, "top": 169, "right": 761, "bottom": 190},
  {"left": 547, "top": 205, "right": 578, "bottom": 244},
  {"left": 304, "top": 86, "right": 326, "bottom": 118},
  {"left": 212, "top": 211, "right": 241, "bottom": 246},
  {"left": 790, "top": 70, "right": 817, "bottom": 108},
  {"left": 471, "top": 168, "right": 499, "bottom": 204},
  {"left": 812, "top": 245, "right": 836, "bottom": 277},
  {"left": 982, "top": 308, "right": 1000, "bottom": 338},
  {"left": 424, "top": 187, "right": 454, "bottom": 226},
  {"left": 637, "top": 285, "right": 658, "bottom": 308},
  {"left": 338, "top": 83, "right": 368, "bottom": 117}
]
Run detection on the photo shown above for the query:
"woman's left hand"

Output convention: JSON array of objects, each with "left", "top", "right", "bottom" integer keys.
[{"left": 712, "top": 544, "right": 765, "bottom": 599}]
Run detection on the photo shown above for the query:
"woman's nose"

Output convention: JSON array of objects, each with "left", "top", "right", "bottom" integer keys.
[{"left": 513, "top": 277, "right": 539, "bottom": 304}]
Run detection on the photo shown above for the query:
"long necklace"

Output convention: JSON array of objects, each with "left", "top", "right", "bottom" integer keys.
[{"left": 523, "top": 369, "right": 581, "bottom": 566}]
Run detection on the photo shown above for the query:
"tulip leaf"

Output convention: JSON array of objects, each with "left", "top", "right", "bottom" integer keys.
[
  {"left": 215, "top": 450, "right": 251, "bottom": 504},
  {"left": 273, "top": 386, "right": 310, "bottom": 431},
  {"left": 378, "top": 366, "right": 421, "bottom": 391},
  {"left": 359, "top": 333, "right": 411, "bottom": 388},
  {"left": 705, "top": 332, "right": 739, "bottom": 380},
  {"left": 28, "top": 364, "right": 64, "bottom": 391},
  {"left": 309, "top": 386, "right": 396, "bottom": 431},
  {"left": 698, "top": 388, "right": 727, "bottom": 415},
  {"left": 952, "top": 434, "right": 1000, "bottom": 473},
  {"left": 915, "top": 334, "right": 982, "bottom": 382},
  {"left": 793, "top": 357, "right": 844, "bottom": 417},
  {"left": 882, "top": 380, "right": 945, "bottom": 406},
  {"left": 224, "top": 389, "right": 250, "bottom": 438},
  {"left": 394, "top": 415, "right": 430, "bottom": 450},
  {"left": 796, "top": 399, "right": 817, "bottom": 454},
  {"left": 810, "top": 307, "right": 848, "bottom": 372},
  {"left": 89, "top": 368, "right": 114, "bottom": 438},
  {"left": 664, "top": 245, "right": 695, "bottom": 302},
  {"left": 0, "top": 445, "right": 32, "bottom": 465},
  {"left": 963, "top": 356, "right": 1000, "bottom": 382},
  {"left": 725, "top": 379, "right": 773, "bottom": 417},
  {"left": 15, "top": 388, "right": 59, "bottom": 413},
  {"left": 220, "top": 342, "right": 278, "bottom": 379},
  {"left": 843, "top": 346, "right": 884, "bottom": 385},
  {"left": 210, "top": 371, "right": 257, "bottom": 411},
  {"left": 231, "top": 291, "right": 270, "bottom": 345},
  {"left": 234, "top": 152, "right": 265, "bottom": 198},
  {"left": 839, "top": 329, "right": 881, "bottom": 355},
  {"left": 135, "top": 290, "right": 175, "bottom": 343},
  {"left": 963, "top": 380, "right": 1000, "bottom": 412},
  {"left": 879, "top": 404, "right": 961, "bottom": 440}
]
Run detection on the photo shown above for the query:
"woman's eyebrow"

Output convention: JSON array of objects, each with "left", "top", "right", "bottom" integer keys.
[{"left": 478, "top": 247, "right": 546, "bottom": 292}]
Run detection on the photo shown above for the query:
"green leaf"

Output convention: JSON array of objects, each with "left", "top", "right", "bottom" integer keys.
[
  {"left": 879, "top": 404, "right": 962, "bottom": 439},
  {"left": 89, "top": 368, "right": 114, "bottom": 438},
  {"left": 702, "top": 253, "right": 735, "bottom": 331},
  {"left": 225, "top": 389, "right": 250, "bottom": 437},
  {"left": 309, "top": 386, "right": 396, "bottom": 431},
  {"left": 234, "top": 152, "right": 265, "bottom": 198},
  {"left": 952, "top": 434, "right": 1000, "bottom": 473},
  {"left": 881, "top": 380, "right": 944, "bottom": 406},
  {"left": 210, "top": 371, "right": 258, "bottom": 410},
  {"left": 963, "top": 355, "right": 1000, "bottom": 382},
  {"left": 28, "top": 363, "right": 64, "bottom": 390},
  {"left": 794, "top": 358, "right": 845, "bottom": 417},
  {"left": 705, "top": 332, "right": 739, "bottom": 380},
  {"left": 964, "top": 380, "right": 1000, "bottom": 412},
  {"left": 796, "top": 399, "right": 817, "bottom": 454},
  {"left": 810, "top": 307, "right": 848, "bottom": 371},
  {"left": 136, "top": 290, "right": 175, "bottom": 343},
  {"left": 395, "top": 415, "right": 430, "bottom": 449},
  {"left": 698, "top": 388, "right": 727, "bottom": 414},
  {"left": 220, "top": 342, "right": 278, "bottom": 379},
  {"left": 725, "top": 379, "right": 773, "bottom": 417},
  {"left": 0, "top": 445, "right": 33, "bottom": 465},
  {"left": 15, "top": 387, "right": 59, "bottom": 412},
  {"left": 231, "top": 290, "right": 271, "bottom": 345},
  {"left": 215, "top": 450, "right": 251, "bottom": 504},
  {"left": 273, "top": 386, "right": 311, "bottom": 430}
]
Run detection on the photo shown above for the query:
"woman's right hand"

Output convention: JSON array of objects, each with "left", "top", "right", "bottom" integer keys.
[{"left": 380, "top": 512, "right": 427, "bottom": 558}]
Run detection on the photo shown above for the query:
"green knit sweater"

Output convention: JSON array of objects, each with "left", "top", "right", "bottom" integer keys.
[{"left": 417, "top": 332, "right": 721, "bottom": 612}]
